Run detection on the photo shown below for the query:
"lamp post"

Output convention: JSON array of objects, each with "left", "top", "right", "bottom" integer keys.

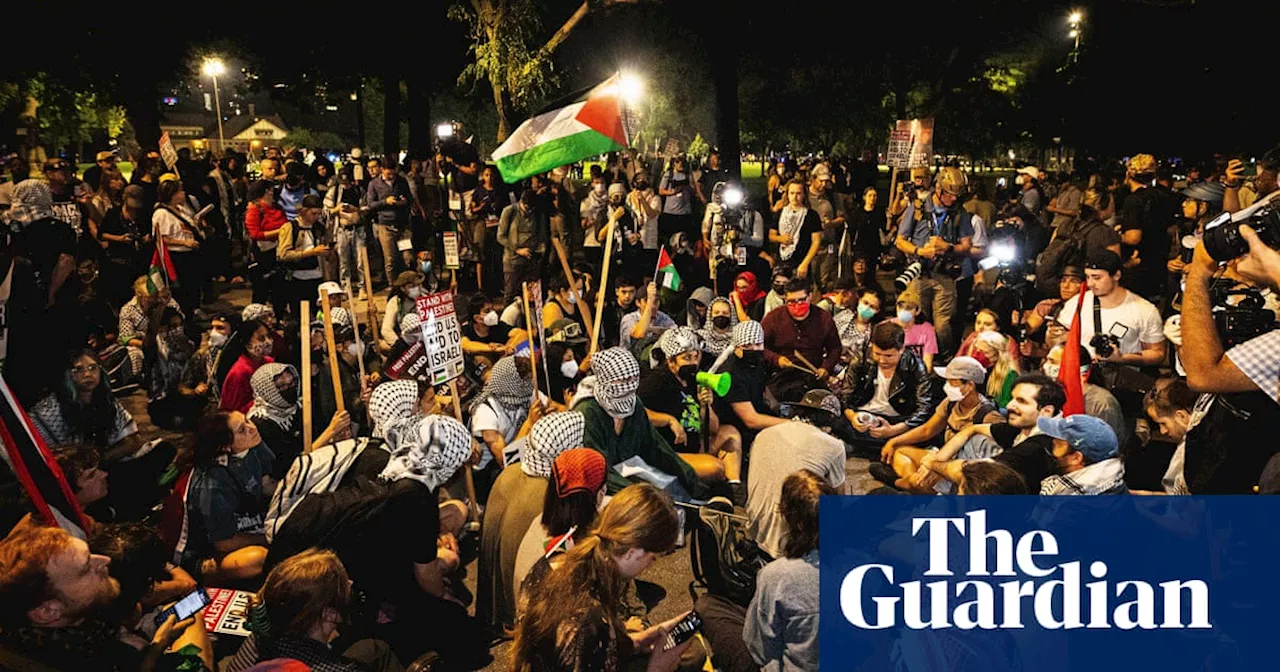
[
  {"left": 202, "top": 57, "right": 227, "bottom": 156},
  {"left": 1067, "top": 10, "right": 1084, "bottom": 62}
]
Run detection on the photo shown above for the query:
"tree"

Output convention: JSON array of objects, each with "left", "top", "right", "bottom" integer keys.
[
  {"left": 0, "top": 74, "right": 127, "bottom": 158},
  {"left": 283, "top": 127, "right": 350, "bottom": 151}
]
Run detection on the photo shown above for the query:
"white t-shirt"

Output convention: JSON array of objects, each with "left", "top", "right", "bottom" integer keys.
[
  {"left": 746, "top": 422, "right": 845, "bottom": 558},
  {"left": 470, "top": 393, "right": 549, "bottom": 469},
  {"left": 153, "top": 207, "right": 196, "bottom": 247},
  {"left": 1056, "top": 289, "right": 1164, "bottom": 359},
  {"left": 859, "top": 369, "right": 897, "bottom": 417}
]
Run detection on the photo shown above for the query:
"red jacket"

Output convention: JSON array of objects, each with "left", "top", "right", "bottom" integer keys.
[{"left": 245, "top": 202, "right": 287, "bottom": 242}]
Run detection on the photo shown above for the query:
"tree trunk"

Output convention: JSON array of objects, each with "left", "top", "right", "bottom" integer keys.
[
  {"left": 708, "top": 10, "right": 740, "bottom": 177},
  {"left": 407, "top": 72, "right": 432, "bottom": 160},
  {"left": 492, "top": 79, "right": 512, "bottom": 143},
  {"left": 382, "top": 71, "right": 401, "bottom": 160},
  {"left": 354, "top": 82, "right": 366, "bottom": 150}
]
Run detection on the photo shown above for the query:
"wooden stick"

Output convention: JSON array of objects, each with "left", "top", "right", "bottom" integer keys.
[
  {"left": 551, "top": 237, "right": 593, "bottom": 343},
  {"left": 521, "top": 282, "right": 539, "bottom": 397},
  {"left": 449, "top": 377, "right": 482, "bottom": 528},
  {"left": 341, "top": 277, "right": 368, "bottom": 383},
  {"left": 320, "top": 288, "right": 345, "bottom": 413},
  {"left": 301, "top": 300, "right": 313, "bottom": 455},
  {"left": 358, "top": 245, "right": 378, "bottom": 330},
  {"left": 886, "top": 166, "right": 899, "bottom": 229},
  {"left": 587, "top": 219, "right": 616, "bottom": 361},
  {"left": 794, "top": 351, "right": 821, "bottom": 374}
]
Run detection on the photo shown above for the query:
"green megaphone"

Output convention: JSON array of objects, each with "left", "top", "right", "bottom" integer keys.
[{"left": 696, "top": 371, "right": 732, "bottom": 397}]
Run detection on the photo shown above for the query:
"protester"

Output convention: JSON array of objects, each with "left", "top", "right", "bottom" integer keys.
[
  {"left": 153, "top": 176, "right": 206, "bottom": 315},
  {"left": 118, "top": 275, "right": 183, "bottom": 377},
  {"left": 1141, "top": 378, "right": 1196, "bottom": 495},
  {"left": 1043, "top": 343, "right": 1126, "bottom": 443},
  {"left": 1037, "top": 415, "right": 1127, "bottom": 495},
  {"left": 274, "top": 194, "right": 330, "bottom": 320},
  {"left": 620, "top": 281, "right": 676, "bottom": 351},
  {"left": 892, "top": 289, "right": 938, "bottom": 371},
  {"left": 843, "top": 322, "right": 936, "bottom": 454},
  {"left": 715, "top": 321, "right": 788, "bottom": 446},
  {"left": 761, "top": 278, "right": 841, "bottom": 388},
  {"left": 31, "top": 350, "right": 142, "bottom": 461},
  {"left": 145, "top": 306, "right": 204, "bottom": 429},
  {"left": 729, "top": 270, "right": 767, "bottom": 323},
  {"left": 697, "top": 296, "right": 735, "bottom": 356},
  {"left": 498, "top": 189, "right": 547, "bottom": 299},
  {"left": 245, "top": 179, "right": 288, "bottom": 309},
  {"left": 512, "top": 447, "right": 607, "bottom": 602},
  {"left": 218, "top": 318, "right": 277, "bottom": 413}
]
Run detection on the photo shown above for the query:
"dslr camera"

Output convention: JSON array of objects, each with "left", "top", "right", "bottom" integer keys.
[
  {"left": 1089, "top": 333, "right": 1121, "bottom": 359},
  {"left": 1210, "top": 282, "right": 1277, "bottom": 348},
  {"left": 1203, "top": 191, "right": 1280, "bottom": 261}
]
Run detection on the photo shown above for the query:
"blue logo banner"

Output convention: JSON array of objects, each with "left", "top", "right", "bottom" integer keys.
[{"left": 820, "top": 496, "right": 1280, "bottom": 671}]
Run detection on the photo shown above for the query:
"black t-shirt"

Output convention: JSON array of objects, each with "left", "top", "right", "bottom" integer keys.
[
  {"left": 15, "top": 218, "right": 77, "bottom": 293},
  {"left": 462, "top": 321, "right": 511, "bottom": 346},
  {"left": 989, "top": 423, "right": 1059, "bottom": 494},
  {"left": 773, "top": 208, "right": 823, "bottom": 266},
  {"left": 716, "top": 354, "right": 769, "bottom": 436},
  {"left": 846, "top": 207, "right": 883, "bottom": 259},
  {"left": 448, "top": 143, "right": 482, "bottom": 193},
  {"left": 638, "top": 368, "right": 701, "bottom": 452},
  {"left": 49, "top": 186, "right": 87, "bottom": 239},
  {"left": 1120, "top": 186, "right": 1177, "bottom": 298},
  {"left": 99, "top": 206, "right": 147, "bottom": 263},
  {"left": 256, "top": 417, "right": 302, "bottom": 481},
  {"left": 700, "top": 168, "right": 731, "bottom": 199}
]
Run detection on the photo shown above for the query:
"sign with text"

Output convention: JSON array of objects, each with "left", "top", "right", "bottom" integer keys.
[
  {"left": 886, "top": 118, "right": 934, "bottom": 169},
  {"left": 159, "top": 131, "right": 178, "bottom": 170},
  {"left": 384, "top": 340, "right": 431, "bottom": 382},
  {"left": 415, "top": 291, "right": 464, "bottom": 384},
  {"left": 821, "top": 496, "right": 1280, "bottom": 670},
  {"left": 202, "top": 587, "right": 254, "bottom": 637},
  {"left": 443, "top": 231, "right": 460, "bottom": 269}
]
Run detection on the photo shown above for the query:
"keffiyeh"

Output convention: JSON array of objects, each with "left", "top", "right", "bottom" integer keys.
[
  {"left": 732, "top": 320, "right": 765, "bottom": 347},
  {"left": 242, "top": 303, "right": 275, "bottom": 323},
  {"left": 697, "top": 297, "right": 735, "bottom": 355},
  {"left": 522, "top": 411, "right": 586, "bottom": 478},
  {"left": 591, "top": 347, "right": 640, "bottom": 419},
  {"left": 369, "top": 380, "right": 422, "bottom": 439},
  {"left": 657, "top": 326, "right": 701, "bottom": 361},
  {"left": 471, "top": 356, "right": 533, "bottom": 412},
  {"left": 380, "top": 415, "right": 472, "bottom": 490},
  {"left": 401, "top": 312, "right": 423, "bottom": 344},
  {"left": 7, "top": 180, "right": 54, "bottom": 228},
  {"left": 248, "top": 363, "right": 300, "bottom": 431}
]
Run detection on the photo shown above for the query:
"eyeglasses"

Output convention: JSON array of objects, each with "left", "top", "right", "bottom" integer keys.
[
  {"left": 71, "top": 364, "right": 101, "bottom": 376},
  {"left": 784, "top": 298, "right": 809, "bottom": 306}
]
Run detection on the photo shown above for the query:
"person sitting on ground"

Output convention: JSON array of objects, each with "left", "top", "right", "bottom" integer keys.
[
  {"left": 542, "top": 274, "right": 590, "bottom": 337},
  {"left": 917, "top": 373, "right": 1067, "bottom": 493},
  {"left": 697, "top": 296, "right": 735, "bottom": 357},
  {"left": 89, "top": 521, "right": 198, "bottom": 623},
  {"left": 218, "top": 318, "right": 277, "bottom": 414},
  {"left": 145, "top": 306, "right": 204, "bottom": 430},
  {"left": 832, "top": 286, "right": 882, "bottom": 366},
  {"left": 543, "top": 328, "right": 587, "bottom": 405},
  {"left": 182, "top": 314, "right": 231, "bottom": 409},
  {"left": 513, "top": 448, "right": 608, "bottom": 604},
  {"left": 620, "top": 281, "right": 676, "bottom": 352},
  {"left": 1036, "top": 414, "right": 1127, "bottom": 495},
  {"left": 875, "top": 357, "right": 1002, "bottom": 491},
  {"left": 53, "top": 443, "right": 110, "bottom": 518},
  {"left": 470, "top": 355, "right": 549, "bottom": 494},
  {"left": 729, "top": 271, "right": 768, "bottom": 323},
  {"left": 956, "top": 308, "right": 1021, "bottom": 362},
  {"left": 118, "top": 276, "right": 183, "bottom": 378},
  {"left": 1134, "top": 377, "right": 1196, "bottom": 495},
  {"left": 697, "top": 470, "right": 832, "bottom": 672},
  {"left": 1043, "top": 343, "right": 1126, "bottom": 444},
  {"left": 843, "top": 322, "right": 937, "bottom": 454},
  {"left": 224, "top": 549, "right": 402, "bottom": 672},
  {"left": 970, "top": 330, "right": 1021, "bottom": 408},
  {"left": 955, "top": 460, "right": 1029, "bottom": 495},
  {"left": 639, "top": 327, "right": 742, "bottom": 487},
  {"left": 250, "top": 362, "right": 352, "bottom": 479},
  {"left": 577, "top": 347, "right": 705, "bottom": 499},
  {"left": 380, "top": 270, "right": 426, "bottom": 350},
  {"left": 461, "top": 293, "right": 523, "bottom": 369},
  {"left": 762, "top": 278, "right": 841, "bottom": 391},
  {"left": 0, "top": 525, "right": 213, "bottom": 672},
  {"left": 714, "top": 321, "right": 789, "bottom": 448},
  {"left": 512, "top": 483, "right": 693, "bottom": 672},
  {"left": 891, "top": 289, "right": 938, "bottom": 371},
  {"left": 313, "top": 323, "right": 379, "bottom": 433},
  {"left": 746, "top": 390, "right": 848, "bottom": 560},
  {"left": 478, "top": 412, "right": 584, "bottom": 635}
]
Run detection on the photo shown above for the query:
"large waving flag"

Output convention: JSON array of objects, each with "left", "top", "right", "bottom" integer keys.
[
  {"left": 492, "top": 74, "right": 630, "bottom": 183},
  {"left": 1058, "top": 282, "right": 1088, "bottom": 416},
  {"left": 0, "top": 374, "right": 90, "bottom": 536}
]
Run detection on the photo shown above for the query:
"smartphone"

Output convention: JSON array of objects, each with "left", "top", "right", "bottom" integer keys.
[
  {"left": 664, "top": 611, "right": 703, "bottom": 650},
  {"left": 154, "top": 587, "right": 210, "bottom": 627}
]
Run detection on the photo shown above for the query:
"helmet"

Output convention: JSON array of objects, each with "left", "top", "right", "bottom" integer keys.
[
  {"left": 1126, "top": 153, "right": 1157, "bottom": 177},
  {"left": 936, "top": 167, "right": 968, "bottom": 197},
  {"left": 910, "top": 166, "right": 930, "bottom": 181}
]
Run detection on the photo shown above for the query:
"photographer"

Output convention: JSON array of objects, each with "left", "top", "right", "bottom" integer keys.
[
  {"left": 704, "top": 181, "right": 768, "bottom": 294},
  {"left": 1055, "top": 250, "right": 1165, "bottom": 368}
]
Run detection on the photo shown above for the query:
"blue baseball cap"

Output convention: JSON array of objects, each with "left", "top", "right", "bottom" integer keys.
[{"left": 1037, "top": 415, "right": 1119, "bottom": 464}]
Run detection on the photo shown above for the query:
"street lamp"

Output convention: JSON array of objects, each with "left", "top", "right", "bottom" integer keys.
[
  {"left": 1067, "top": 9, "right": 1084, "bottom": 55},
  {"left": 202, "top": 57, "right": 227, "bottom": 156},
  {"left": 618, "top": 72, "right": 645, "bottom": 106}
]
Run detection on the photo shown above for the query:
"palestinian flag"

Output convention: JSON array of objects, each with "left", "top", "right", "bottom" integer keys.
[
  {"left": 655, "top": 246, "right": 682, "bottom": 291},
  {"left": 492, "top": 74, "right": 630, "bottom": 183},
  {"left": 148, "top": 234, "right": 178, "bottom": 294},
  {"left": 1058, "top": 282, "right": 1088, "bottom": 416},
  {"left": 0, "top": 373, "right": 90, "bottom": 536}
]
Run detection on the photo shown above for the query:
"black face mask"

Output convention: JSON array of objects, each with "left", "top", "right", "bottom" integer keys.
[
  {"left": 677, "top": 363, "right": 699, "bottom": 385},
  {"left": 739, "top": 350, "right": 764, "bottom": 367},
  {"left": 279, "top": 387, "right": 299, "bottom": 405},
  {"left": 712, "top": 315, "right": 731, "bottom": 330},
  {"left": 772, "top": 283, "right": 787, "bottom": 294}
]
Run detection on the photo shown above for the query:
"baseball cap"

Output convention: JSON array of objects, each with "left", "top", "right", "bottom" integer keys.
[
  {"left": 1061, "top": 265, "right": 1085, "bottom": 280},
  {"left": 934, "top": 356, "right": 987, "bottom": 384},
  {"left": 1037, "top": 415, "right": 1119, "bottom": 464},
  {"left": 789, "top": 388, "right": 841, "bottom": 417},
  {"left": 317, "top": 281, "right": 344, "bottom": 300},
  {"left": 95, "top": 150, "right": 117, "bottom": 162},
  {"left": 546, "top": 318, "right": 588, "bottom": 345},
  {"left": 1016, "top": 166, "right": 1040, "bottom": 177},
  {"left": 811, "top": 164, "right": 831, "bottom": 180},
  {"left": 1084, "top": 249, "right": 1122, "bottom": 274},
  {"left": 43, "top": 158, "right": 71, "bottom": 172},
  {"left": 553, "top": 448, "right": 607, "bottom": 497}
]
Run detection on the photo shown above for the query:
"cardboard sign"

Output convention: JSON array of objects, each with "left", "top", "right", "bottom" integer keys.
[
  {"left": 202, "top": 587, "right": 254, "bottom": 637},
  {"left": 415, "top": 292, "right": 464, "bottom": 384},
  {"left": 443, "top": 231, "right": 460, "bottom": 269},
  {"left": 159, "top": 131, "right": 178, "bottom": 170},
  {"left": 886, "top": 118, "right": 935, "bottom": 169}
]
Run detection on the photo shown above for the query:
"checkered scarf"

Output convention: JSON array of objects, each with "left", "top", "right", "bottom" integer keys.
[
  {"left": 242, "top": 303, "right": 275, "bottom": 323},
  {"left": 698, "top": 297, "right": 735, "bottom": 355},
  {"left": 591, "top": 347, "right": 640, "bottom": 419},
  {"left": 248, "top": 362, "right": 299, "bottom": 431},
  {"left": 522, "top": 411, "right": 586, "bottom": 478},
  {"left": 379, "top": 415, "right": 472, "bottom": 490},
  {"left": 7, "top": 180, "right": 54, "bottom": 227},
  {"left": 657, "top": 326, "right": 701, "bottom": 361},
  {"left": 369, "top": 380, "right": 421, "bottom": 439},
  {"left": 401, "top": 312, "right": 423, "bottom": 344},
  {"left": 732, "top": 320, "right": 765, "bottom": 347},
  {"left": 471, "top": 356, "right": 533, "bottom": 412}
]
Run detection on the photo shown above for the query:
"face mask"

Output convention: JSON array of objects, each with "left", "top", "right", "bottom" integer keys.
[
  {"left": 597, "top": 384, "right": 637, "bottom": 419},
  {"left": 249, "top": 340, "right": 273, "bottom": 358},
  {"left": 406, "top": 286, "right": 422, "bottom": 299},
  {"left": 566, "top": 292, "right": 577, "bottom": 305},
  {"left": 712, "top": 315, "right": 731, "bottom": 330},
  {"left": 279, "top": 386, "right": 299, "bottom": 405},
  {"left": 560, "top": 359, "right": 580, "bottom": 379},
  {"left": 208, "top": 330, "right": 228, "bottom": 348},
  {"left": 635, "top": 181, "right": 648, "bottom": 190},
  {"left": 1015, "top": 175, "right": 1026, "bottom": 186},
  {"left": 1043, "top": 363, "right": 1060, "bottom": 379},
  {"left": 346, "top": 342, "right": 363, "bottom": 358},
  {"left": 404, "top": 327, "right": 422, "bottom": 345},
  {"left": 739, "top": 350, "right": 764, "bottom": 367},
  {"left": 593, "top": 183, "right": 606, "bottom": 194},
  {"left": 857, "top": 304, "right": 877, "bottom": 321},
  {"left": 944, "top": 383, "right": 966, "bottom": 403},
  {"left": 483, "top": 311, "right": 499, "bottom": 327},
  {"left": 897, "top": 310, "right": 915, "bottom": 324},
  {"left": 788, "top": 302, "right": 811, "bottom": 320},
  {"left": 677, "top": 363, "right": 699, "bottom": 385},
  {"left": 771, "top": 283, "right": 786, "bottom": 295}
]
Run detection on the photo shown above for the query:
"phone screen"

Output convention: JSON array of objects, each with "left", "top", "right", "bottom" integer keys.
[
  {"left": 155, "top": 587, "right": 210, "bottom": 626},
  {"left": 665, "top": 611, "right": 704, "bottom": 649}
]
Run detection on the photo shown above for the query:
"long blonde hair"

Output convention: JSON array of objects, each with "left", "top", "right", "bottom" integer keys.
[
  {"left": 511, "top": 484, "right": 679, "bottom": 671},
  {"left": 974, "top": 333, "right": 1019, "bottom": 400}
]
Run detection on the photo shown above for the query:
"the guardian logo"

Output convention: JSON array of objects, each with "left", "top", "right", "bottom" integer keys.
[{"left": 840, "top": 510, "right": 1211, "bottom": 631}]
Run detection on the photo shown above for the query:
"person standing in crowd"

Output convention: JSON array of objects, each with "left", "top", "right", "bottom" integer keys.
[
  {"left": 771, "top": 181, "right": 822, "bottom": 282},
  {"left": 82, "top": 150, "right": 118, "bottom": 192},
  {"left": 245, "top": 179, "right": 287, "bottom": 310},
  {"left": 894, "top": 166, "right": 974, "bottom": 353},
  {"left": 1015, "top": 166, "right": 1045, "bottom": 221},
  {"left": 1119, "top": 153, "right": 1179, "bottom": 302},
  {"left": 628, "top": 170, "right": 662, "bottom": 273},
  {"left": 368, "top": 159, "right": 412, "bottom": 284},
  {"left": 808, "top": 165, "right": 845, "bottom": 290},
  {"left": 1046, "top": 174, "right": 1084, "bottom": 235},
  {"left": 845, "top": 186, "right": 883, "bottom": 277},
  {"left": 696, "top": 149, "right": 731, "bottom": 205},
  {"left": 98, "top": 184, "right": 150, "bottom": 307},
  {"left": 43, "top": 158, "right": 90, "bottom": 245},
  {"left": 278, "top": 162, "right": 315, "bottom": 222},
  {"left": 152, "top": 176, "right": 206, "bottom": 316},
  {"left": 274, "top": 194, "right": 330, "bottom": 319},
  {"left": 471, "top": 165, "right": 507, "bottom": 296},
  {"left": 87, "top": 168, "right": 124, "bottom": 237},
  {"left": 579, "top": 172, "right": 609, "bottom": 271},
  {"left": 325, "top": 166, "right": 368, "bottom": 299},
  {"left": 498, "top": 189, "right": 547, "bottom": 300},
  {"left": 658, "top": 155, "right": 696, "bottom": 240}
]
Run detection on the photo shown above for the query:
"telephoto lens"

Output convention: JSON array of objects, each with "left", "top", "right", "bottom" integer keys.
[
  {"left": 1203, "top": 192, "right": 1280, "bottom": 261},
  {"left": 895, "top": 261, "right": 922, "bottom": 291}
]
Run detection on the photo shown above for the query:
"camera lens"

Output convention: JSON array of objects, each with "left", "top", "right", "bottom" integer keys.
[{"left": 1202, "top": 217, "right": 1246, "bottom": 261}]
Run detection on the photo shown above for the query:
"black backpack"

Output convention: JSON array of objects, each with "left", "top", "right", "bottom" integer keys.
[
  {"left": 688, "top": 497, "right": 769, "bottom": 607},
  {"left": 1034, "top": 218, "right": 1107, "bottom": 296}
]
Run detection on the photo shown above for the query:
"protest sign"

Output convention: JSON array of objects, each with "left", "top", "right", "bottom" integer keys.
[
  {"left": 443, "top": 231, "right": 460, "bottom": 269},
  {"left": 415, "top": 291, "right": 464, "bottom": 384},
  {"left": 159, "top": 131, "right": 178, "bottom": 170},
  {"left": 202, "top": 587, "right": 254, "bottom": 637},
  {"left": 886, "top": 118, "right": 934, "bottom": 169}
]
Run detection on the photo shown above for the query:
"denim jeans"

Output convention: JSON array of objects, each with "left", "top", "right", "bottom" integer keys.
[
  {"left": 374, "top": 223, "right": 413, "bottom": 284},
  {"left": 334, "top": 225, "right": 367, "bottom": 293}
]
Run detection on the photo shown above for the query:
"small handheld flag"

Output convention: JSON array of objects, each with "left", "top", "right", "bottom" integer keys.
[{"left": 655, "top": 247, "right": 682, "bottom": 292}]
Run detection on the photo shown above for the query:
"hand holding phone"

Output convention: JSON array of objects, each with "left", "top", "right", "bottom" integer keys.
[
  {"left": 154, "top": 587, "right": 210, "bottom": 627},
  {"left": 663, "top": 610, "right": 703, "bottom": 650}
]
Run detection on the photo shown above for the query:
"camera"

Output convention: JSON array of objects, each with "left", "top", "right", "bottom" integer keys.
[
  {"left": 1210, "top": 282, "right": 1277, "bottom": 348},
  {"left": 1090, "top": 333, "right": 1120, "bottom": 359},
  {"left": 1203, "top": 191, "right": 1280, "bottom": 261},
  {"left": 895, "top": 261, "right": 922, "bottom": 291}
]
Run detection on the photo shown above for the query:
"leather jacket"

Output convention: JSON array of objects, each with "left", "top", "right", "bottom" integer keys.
[{"left": 845, "top": 349, "right": 936, "bottom": 428}]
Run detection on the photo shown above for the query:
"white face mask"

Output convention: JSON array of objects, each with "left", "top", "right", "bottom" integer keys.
[
  {"left": 560, "top": 359, "right": 580, "bottom": 379},
  {"left": 565, "top": 292, "right": 577, "bottom": 305},
  {"left": 346, "top": 342, "right": 363, "bottom": 358},
  {"left": 208, "top": 330, "right": 228, "bottom": 347},
  {"left": 1043, "top": 363, "right": 1060, "bottom": 379},
  {"left": 944, "top": 383, "right": 966, "bottom": 403},
  {"left": 406, "top": 286, "right": 422, "bottom": 299},
  {"left": 483, "top": 310, "right": 499, "bottom": 327},
  {"left": 404, "top": 327, "right": 422, "bottom": 345},
  {"left": 593, "top": 183, "right": 606, "bottom": 194}
]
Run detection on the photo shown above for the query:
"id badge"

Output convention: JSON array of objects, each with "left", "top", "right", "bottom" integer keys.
[
  {"left": 735, "top": 246, "right": 747, "bottom": 266},
  {"left": 396, "top": 238, "right": 414, "bottom": 252},
  {"left": 826, "top": 244, "right": 835, "bottom": 254}
]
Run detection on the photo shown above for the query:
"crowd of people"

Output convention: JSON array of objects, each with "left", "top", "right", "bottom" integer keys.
[{"left": 1, "top": 136, "right": 1279, "bottom": 672}]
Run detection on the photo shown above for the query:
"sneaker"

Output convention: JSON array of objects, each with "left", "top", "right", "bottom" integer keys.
[{"left": 868, "top": 462, "right": 899, "bottom": 486}]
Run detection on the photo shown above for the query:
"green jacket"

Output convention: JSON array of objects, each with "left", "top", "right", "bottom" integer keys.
[{"left": 578, "top": 397, "right": 702, "bottom": 497}]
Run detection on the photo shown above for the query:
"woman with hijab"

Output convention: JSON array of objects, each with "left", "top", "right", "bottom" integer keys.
[
  {"left": 729, "top": 270, "right": 767, "bottom": 323},
  {"left": 218, "top": 318, "right": 276, "bottom": 413},
  {"left": 368, "top": 378, "right": 428, "bottom": 439},
  {"left": 248, "top": 362, "right": 351, "bottom": 479},
  {"left": 697, "top": 296, "right": 735, "bottom": 357},
  {"left": 469, "top": 355, "right": 549, "bottom": 495}
]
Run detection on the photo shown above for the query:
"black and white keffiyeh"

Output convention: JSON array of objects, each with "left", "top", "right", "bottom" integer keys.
[
  {"left": 380, "top": 414, "right": 472, "bottom": 490},
  {"left": 242, "top": 303, "right": 274, "bottom": 323},
  {"left": 400, "top": 312, "right": 424, "bottom": 344},
  {"left": 471, "top": 356, "right": 533, "bottom": 412},
  {"left": 697, "top": 297, "right": 735, "bottom": 355},
  {"left": 522, "top": 411, "right": 586, "bottom": 478},
  {"left": 657, "top": 326, "right": 701, "bottom": 360},
  {"left": 592, "top": 347, "right": 640, "bottom": 418},
  {"left": 369, "top": 379, "right": 421, "bottom": 439},
  {"left": 7, "top": 180, "right": 54, "bottom": 228},
  {"left": 248, "top": 362, "right": 300, "bottom": 431},
  {"left": 732, "top": 320, "right": 765, "bottom": 347}
]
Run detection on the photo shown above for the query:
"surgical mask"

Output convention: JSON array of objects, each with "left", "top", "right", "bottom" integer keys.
[
  {"left": 346, "top": 342, "right": 363, "bottom": 358},
  {"left": 420, "top": 260, "right": 432, "bottom": 275},
  {"left": 560, "top": 359, "right": 580, "bottom": 379},
  {"left": 593, "top": 183, "right": 606, "bottom": 194},
  {"left": 897, "top": 310, "right": 915, "bottom": 324},
  {"left": 857, "top": 304, "right": 876, "bottom": 321},
  {"left": 944, "top": 383, "right": 966, "bottom": 402},
  {"left": 404, "top": 327, "right": 422, "bottom": 345},
  {"left": 677, "top": 364, "right": 699, "bottom": 385},
  {"left": 248, "top": 340, "right": 273, "bottom": 358},
  {"left": 739, "top": 350, "right": 764, "bottom": 367},
  {"left": 712, "top": 315, "right": 731, "bottom": 330},
  {"left": 483, "top": 310, "right": 499, "bottom": 327},
  {"left": 208, "top": 330, "right": 228, "bottom": 348},
  {"left": 406, "top": 286, "right": 422, "bottom": 299},
  {"left": 1043, "top": 363, "right": 1060, "bottom": 379},
  {"left": 566, "top": 292, "right": 577, "bottom": 305},
  {"left": 787, "top": 302, "right": 811, "bottom": 320}
]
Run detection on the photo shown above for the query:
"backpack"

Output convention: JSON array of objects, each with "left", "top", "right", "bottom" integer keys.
[
  {"left": 1034, "top": 218, "right": 1106, "bottom": 296},
  {"left": 687, "top": 496, "right": 768, "bottom": 607},
  {"left": 264, "top": 438, "right": 381, "bottom": 543}
]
